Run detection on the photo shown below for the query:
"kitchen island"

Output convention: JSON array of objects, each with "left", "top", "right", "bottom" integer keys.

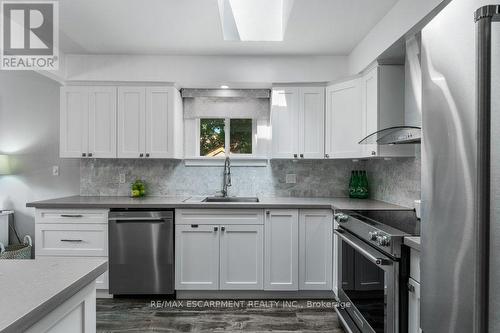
[{"left": 0, "top": 258, "right": 107, "bottom": 333}]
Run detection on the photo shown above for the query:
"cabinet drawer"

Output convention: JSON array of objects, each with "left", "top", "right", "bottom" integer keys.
[
  {"left": 176, "top": 209, "right": 264, "bottom": 225},
  {"left": 36, "top": 223, "right": 108, "bottom": 256},
  {"left": 410, "top": 249, "right": 420, "bottom": 283},
  {"left": 36, "top": 209, "right": 109, "bottom": 224}
]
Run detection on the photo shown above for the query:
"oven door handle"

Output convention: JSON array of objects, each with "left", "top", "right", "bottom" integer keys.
[{"left": 334, "top": 229, "right": 392, "bottom": 266}]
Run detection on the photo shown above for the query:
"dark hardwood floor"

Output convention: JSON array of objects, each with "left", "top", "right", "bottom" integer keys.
[{"left": 97, "top": 298, "right": 344, "bottom": 332}]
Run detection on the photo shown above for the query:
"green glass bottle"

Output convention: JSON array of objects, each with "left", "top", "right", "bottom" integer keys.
[
  {"left": 355, "top": 170, "right": 364, "bottom": 199},
  {"left": 349, "top": 171, "right": 356, "bottom": 198},
  {"left": 360, "top": 171, "right": 369, "bottom": 199}
]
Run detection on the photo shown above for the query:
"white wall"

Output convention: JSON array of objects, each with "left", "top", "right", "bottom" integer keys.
[
  {"left": 348, "top": 0, "right": 449, "bottom": 75},
  {"left": 64, "top": 54, "right": 348, "bottom": 87},
  {"left": 0, "top": 71, "right": 80, "bottom": 245}
]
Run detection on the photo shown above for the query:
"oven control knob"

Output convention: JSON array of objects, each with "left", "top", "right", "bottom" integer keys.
[
  {"left": 377, "top": 235, "right": 391, "bottom": 247},
  {"left": 369, "top": 231, "right": 379, "bottom": 241},
  {"left": 334, "top": 213, "right": 349, "bottom": 223}
]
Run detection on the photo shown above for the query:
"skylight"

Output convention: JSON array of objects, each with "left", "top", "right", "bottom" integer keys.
[{"left": 218, "top": 0, "right": 294, "bottom": 41}]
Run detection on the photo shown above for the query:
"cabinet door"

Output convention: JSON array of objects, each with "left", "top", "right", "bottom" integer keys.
[
  {"left": 325, "top": 79, "right": 363, "bottom": 158},
  {"left": 271, "top": 87, "right": 299, "bottom": 158},
  {"left": 299, "top": 209, "right": 333, "bottom": 290},
  {"left": 60, "top": 87, "right": 88, "bottom": 158},
  {"left": 264, "top": 209, "right": 298, "bottom": 290},
  {"left": 361, "top": 67, "right": 379, "bottom": 157},
  {"left": 88, "top": 87, "right": 117, "bottom": 158},
  {"left": 220, "top": 224, "right": 263, "bottom": 290},
  {"left": 408, "top": 278, "right": 421, "bottom": 333},
  {"left": 175, "top": 224, "right": 219, "bottom": 290},
  {"left": 145, "top": 87, "right": 172, "bottom": 158},
  {"left": 299, "top": 87, "right": 325, "bottom": 159},
  {"left": 117, "top": 87, "right": 145, "bottom": 158}
]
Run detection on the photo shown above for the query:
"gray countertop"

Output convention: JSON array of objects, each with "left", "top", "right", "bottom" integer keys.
[
  {"left": 26, "top": 195, "right": 410, "bottom": 211},
  {"left": 0, "top": 258, "right": 107, "bottom": 333},
  {"left": 404, "top": 236, "right": 421, "bottom": 251}
]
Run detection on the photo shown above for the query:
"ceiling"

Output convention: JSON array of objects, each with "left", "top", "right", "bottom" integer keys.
[{"left": 59, "top": 0, "right": 398, "bottom": 56}]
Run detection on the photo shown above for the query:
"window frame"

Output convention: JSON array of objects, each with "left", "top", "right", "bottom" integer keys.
[{"left": 196, "top": 117, "right": 257, "bottom": 158}]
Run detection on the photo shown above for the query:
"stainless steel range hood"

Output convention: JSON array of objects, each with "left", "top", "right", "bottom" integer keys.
[{"left": 358, "top": 126, "right": 421, "bottom": 145}]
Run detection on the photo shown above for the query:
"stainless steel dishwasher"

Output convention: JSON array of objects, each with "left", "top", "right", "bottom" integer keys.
[{"left": 108, "top": 209, "right": 174, "bottom": 295}]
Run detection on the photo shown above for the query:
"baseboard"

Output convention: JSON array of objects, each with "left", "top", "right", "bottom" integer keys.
[
  {"left": 176, "top": 290, "right": 336, "bottom": 299},
  {"left": 96, "top": 289, "right": 113, "bottom": 299}
]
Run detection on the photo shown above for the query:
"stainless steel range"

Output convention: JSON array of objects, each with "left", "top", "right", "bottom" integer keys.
[{"left": 334, "top": 209, "right": 419, "bottom": 333}]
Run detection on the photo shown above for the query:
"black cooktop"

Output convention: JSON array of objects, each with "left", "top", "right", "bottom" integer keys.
[{"left": 346, "top": 209, "right": 420, "bottom": 236}]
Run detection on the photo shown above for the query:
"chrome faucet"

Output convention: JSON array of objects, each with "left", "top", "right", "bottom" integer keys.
[{"left": 222, "top": 157, "right": 232, "bottom": 197}]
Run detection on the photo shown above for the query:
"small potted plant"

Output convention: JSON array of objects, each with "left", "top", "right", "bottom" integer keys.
[{"left": 130, "top": 179, "right": 146, "bottom": 198}]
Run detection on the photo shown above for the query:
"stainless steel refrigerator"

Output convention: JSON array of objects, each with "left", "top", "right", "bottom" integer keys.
[{"left": 421, "top": 1, "right": 499, "bottom": 332}]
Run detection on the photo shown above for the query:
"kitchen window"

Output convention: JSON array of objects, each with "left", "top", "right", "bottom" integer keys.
[{"left": 199, "top": 118, "right": 255, "bottom": 157}]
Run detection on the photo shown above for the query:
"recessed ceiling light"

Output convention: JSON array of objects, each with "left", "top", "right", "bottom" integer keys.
[{"left": 220, "top": 85, "right": 229, "bottom": 89}]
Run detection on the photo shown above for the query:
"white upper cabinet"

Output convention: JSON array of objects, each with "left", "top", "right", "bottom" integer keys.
[
  {"left": 60, "top": 87, "right": 89, "bottom": 158},
  {"left": 325, "top": 78, "right": 363, "bottom": 159},
  {"left": 271, "top": 87, "right": 299, "bottom": 158},
  {"left": 117, "top": 86, "right": 183, "bottom": 159},
  {"left": 271, "top": 87, "right": 325, "bottom": 159},
  {"left": 299, "top": 87, "right": 325, "bottom": 159},
  {"left": 118, "top": 87, "right": 146, "bottom": 158},
  {"left": 60, "top": 86, "right": 116, "bottom": 158},
  {"left": 361, "top": 65, "right": 414, "bottom": 158},
  {"left": 88, "top": 87, "right": 117, "bottom": 158}
]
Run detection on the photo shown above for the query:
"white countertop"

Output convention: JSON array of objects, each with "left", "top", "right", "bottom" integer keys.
[{"left": 0, "top": 258, "right": 107, "bottom": 333}]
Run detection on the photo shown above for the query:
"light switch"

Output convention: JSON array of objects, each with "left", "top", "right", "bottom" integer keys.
[
  {"left": 52, "top": 165, "right": 59, "bottom": 176},
  {"left": 119, "top": 173, "right": 126, "bottom": 184},
  {"left": 285, "top": 174, "right": 297, "bottom": 184}
]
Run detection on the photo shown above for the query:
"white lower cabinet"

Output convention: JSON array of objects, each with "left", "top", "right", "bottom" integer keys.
[
  {"left": 175, "top": 209, "right": 264, "bottom": 291},
  {"left": 175, "top": 224, "right": 220, "bottom": 290},
  {"left": 26, "top": 283, "right": 96, "bottom": 333},
  {"left": 175, "top": 208, "right": 333, "bottom": 292},
  {"left": 264, "top": 209, "right": 299, "bottom": 290},
  {"left": 299, "top": 209, "right": 333, "bottom": 290},
  {"left": 408, "top": 248, "right": 422, "bottom": 333},
  {"left": 220, "top": 225, "right": 263, "bottom": 290},
  {"left": 34, "top": 209, "right": 109, "bottom": 293},
  {"left": 408, "top": 277, "right": 421, "bottom": 333}
]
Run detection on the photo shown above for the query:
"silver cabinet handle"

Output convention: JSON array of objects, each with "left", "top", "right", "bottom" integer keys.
[
  {"left": 325, "top": 154, "right": 329, "bottom": 158},
  {"left": 334, "top": 229, "right": 391, "bottom": 266},
  {"left": 139, "top": 153, "right": 144, "bottom": 157},
  {"left": 221, "top": 226, "right": 225, "bottom": 232},
  {"left": 214, "top": 226, "right": 218, "bottom": 232},
  {"left": 371, "top": 151, "right": 376, "bottom": 156},
  {"left": 300, "top": 153, "right": 304, "bottom": 158},
  {"left": 60, "top": 239, "right": 83, "bottom": 242},
  {"left": 146, "top": 153, "right": 150, "bottom": 157},
  {"left": 82, "top": 153, "right": 86, "bottom": 157},
  {"left": 293, "top": 154, "right": 298, "bottom": 158},
  {"left": 60, "top": 214, "right": 83, "bottom": 218},
  {"left": 88, "top": 153, "right": 93, "bottom": 157},
  {"left": 408, "top": 282, "right": 415, "bottom": 293}
]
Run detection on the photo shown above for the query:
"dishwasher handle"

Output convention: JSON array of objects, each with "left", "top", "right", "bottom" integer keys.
[{"left": 110, "top": 218, "right": 169, "bottom": 223}]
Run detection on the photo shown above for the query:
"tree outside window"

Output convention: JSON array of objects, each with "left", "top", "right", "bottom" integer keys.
[{"left": 200, "top": 118, "right": 253, "bottom": 157}]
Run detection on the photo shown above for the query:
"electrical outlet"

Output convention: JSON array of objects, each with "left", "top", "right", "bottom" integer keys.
[
  {"left": 52, "top": 165, "right": 59, "bottom": 176},
  {"left": 285, "top": 174, "right": 297, "bottom": 184},
  {"left": 119, "top": 173, "right": 126, "bottom": 184}
]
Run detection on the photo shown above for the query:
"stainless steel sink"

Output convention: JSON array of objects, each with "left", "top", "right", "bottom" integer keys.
[{"left": 202, "top": 196, "right": 259, "bottom": 203}]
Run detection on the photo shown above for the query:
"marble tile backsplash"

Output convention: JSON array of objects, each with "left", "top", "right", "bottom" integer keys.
[{"left": 80, "top": 156, "right": 421, "bottom": 208}]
